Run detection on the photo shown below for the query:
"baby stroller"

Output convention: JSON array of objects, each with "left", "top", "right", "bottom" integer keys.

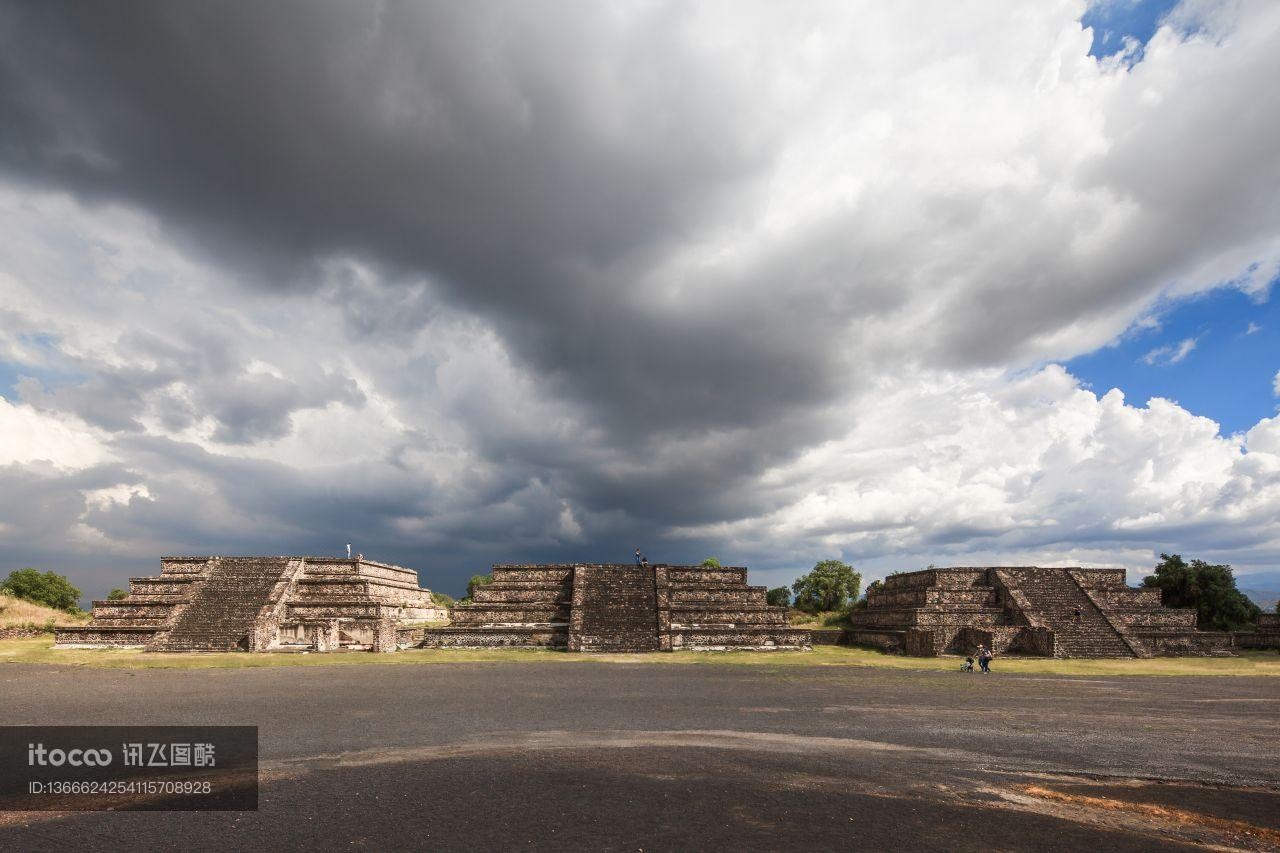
[{"left": 960, "top": 657, "right": 975, "bottom": 672}]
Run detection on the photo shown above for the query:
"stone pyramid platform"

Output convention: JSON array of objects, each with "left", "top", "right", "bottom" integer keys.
[
  {"left": 1239, "top": 613, "right": 1280, "bottom": 650},
  {"left": 847, "top": 567, "right": 1235, "bottom": 658},
  {"left": 422, "top": 563, "right": 809, "bottom": 652},
  {"left": 55, "top": 556, "right": 447, "bottom": 652}
]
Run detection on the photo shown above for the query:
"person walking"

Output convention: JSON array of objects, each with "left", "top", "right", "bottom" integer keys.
[
  {"left": 1073, "top": 604, "right": 1082, "bottom": 622},
  {"left": 977, "top": 645, "right": 993, "bottom": 674}
]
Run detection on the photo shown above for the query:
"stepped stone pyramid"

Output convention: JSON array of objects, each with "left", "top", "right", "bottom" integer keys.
[
  {"left": 1238, "top": 613, "right": 1280, "bottom": 650},
  {"left": 55, "top": 556, "right": 446, "bottom": 652},
  {"left": 422, "top": 563, "right": 809, "bottom": 652},
  {"left": 847, "top": 567, "right": 1235, "bottom": 658}
]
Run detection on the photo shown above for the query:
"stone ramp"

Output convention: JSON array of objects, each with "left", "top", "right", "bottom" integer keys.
[
  {"left": 151, "top": 557, "right": 297, "bottom": 651},
  {"left": 995, "top": 569, "right": 1133, "bottom": 658},
  {"left": 570, "top": 565, "right": 660, "bottom": 652}
]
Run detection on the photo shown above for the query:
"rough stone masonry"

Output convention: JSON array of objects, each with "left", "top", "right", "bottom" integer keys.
[
  {"left": 846, "top": 566, "right": 1236, "bottom": 658},
  {"left": 54, "top": 556, "right": 447, "bottom": 653},
  {"left": 422, "top": 563, "right": 811, "bottom": 652}
]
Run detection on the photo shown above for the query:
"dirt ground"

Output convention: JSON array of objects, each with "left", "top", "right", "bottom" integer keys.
[{"left": 2, "top": 660, "right": 1277, "bottom": 851}]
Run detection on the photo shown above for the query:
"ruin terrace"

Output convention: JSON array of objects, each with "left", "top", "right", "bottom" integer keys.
[
  {"left": 421, "top": 562, "right": 810, "bottom": 652},
  {"left": 55, "top": 556, "right": 446, "bottom": 653},
  {"left": 847, "top": 566, "right": 1235, "bottom": 658}
]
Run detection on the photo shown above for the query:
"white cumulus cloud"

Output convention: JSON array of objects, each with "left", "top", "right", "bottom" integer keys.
[{"left": 1142, "top": 336, "right": 1199, "bottom": 366}]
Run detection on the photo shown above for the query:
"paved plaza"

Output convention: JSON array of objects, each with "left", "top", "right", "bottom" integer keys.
[{"left": 2, "top": 661, "right": 1278, "bottom": 851}]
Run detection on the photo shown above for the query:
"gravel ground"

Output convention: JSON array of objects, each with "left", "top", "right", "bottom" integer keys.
[{"left": 1, "top": 661, "right": 1277, "bottom": 851}]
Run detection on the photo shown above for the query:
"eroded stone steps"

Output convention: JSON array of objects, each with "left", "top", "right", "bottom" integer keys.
[
  {"left": 1000, "top": 571, "right": 1132, "bottom": 657},
  {"left": 574, "top": 565, "right": 660, "bottom": 652},
  {"left": 421, "top": 563, "right": 810, "bottom": 651},
  {"left": 154, "top": 558, "right": 295, "bottom": 651}
]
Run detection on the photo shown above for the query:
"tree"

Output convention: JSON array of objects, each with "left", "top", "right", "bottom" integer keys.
[
  {"left": 765, "top": 587, "right": 790, "bottom": 607},
  {"left": 1, "top": 568, "right": 82, "bottom": 612},
  {"left": 430, "top": 591, "right": 455, "bottom": 609},
  {"left": 699, "top": 557, "right": 722, "bottom": 567},
  {"left": 465, "top": 573, "right": 493, "bottom": 600},
  {"left": 849, "top": 579, "right": 883, "bottom": 611},
  {"left": 1142, "top": 554, "right": 1260, "bottom": 632},
  {"left": 107, "top": 588, "right": 129, "bottom": 601},
  {"left": 791, "top": 560, "right": 861, "bottom": 613}
]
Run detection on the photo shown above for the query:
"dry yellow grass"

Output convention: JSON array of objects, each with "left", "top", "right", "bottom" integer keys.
[
  {"left": 0, "top": 592, "right": 89, "bottom": 630},
  {"left": 786, "top": 609, "right": 851, "bottom": 628}
]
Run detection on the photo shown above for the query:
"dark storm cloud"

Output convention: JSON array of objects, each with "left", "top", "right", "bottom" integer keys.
[
  {"left": 0, "top": 0, "right": 845, "bottom": 446},
  {"left": 0, "top": 461, "right": 140, "bottom": 568},
  {"left": 15, "top": 324, "right": 365, "bottom": 443},
  {"left": 39, "top": 433, "right": 712, "bottom": 598}
]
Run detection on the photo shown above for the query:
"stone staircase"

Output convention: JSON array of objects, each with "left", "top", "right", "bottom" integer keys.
[
  {"left": 152, "top": 557, "right": 296, "bottom": 651},
  {"left": 422, "top": 563, "right": 808, "bottom": 651},
  {"left": 571, "top": 565, "right": 660, "bottom": 652},
  {"left": 847, "top": 566, "right": 1220, "bottom": 658},
  {"left": 996, "top": 569, "right": 1133, "bottom": 658}
]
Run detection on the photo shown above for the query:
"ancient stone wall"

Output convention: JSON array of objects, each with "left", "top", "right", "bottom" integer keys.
[
  {"left": 56, "top": 556, "right": 445, "bottom": 652},
  {"left": 1234, "top": 613, "right": 1280, "bottom": 650},
  {"left": 420, "top": 626, "right": 570, "bottom": 648},
  {"left": 422, "top": 563, "right": 808, "bottom": 652},
  {"left": 52, "top": 628, "right": 160, "bottom": 648},
  {"left": 421, "top": 565, "right": 573, "bottom": 649},
  {"left": 849, "top": 566, "right": 1215, "bottom": 658},
  {"left": 670, "top": 628, "right": 807, "bottom": 650},
  {"left": 1130, "top": 629, "right": 1235, "bottom": 656},
  {"left": 844, "top": 628, "right": 906, "bottom": 653},
  {"left": 808, "top": 629, "right": 846, "bottom": 646},
  {"left": 449, "top": 604, "right": 566, "bottom": 625}
]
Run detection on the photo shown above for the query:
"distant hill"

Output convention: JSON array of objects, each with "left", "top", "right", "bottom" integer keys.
[{"left": 1237, "top": 571, "right": 1280, "bottom": 612}]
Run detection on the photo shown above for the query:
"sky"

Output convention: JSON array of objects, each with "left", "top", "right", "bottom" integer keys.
[{"left": 1, "top": 0, "right": 1278, "bottom": 602}]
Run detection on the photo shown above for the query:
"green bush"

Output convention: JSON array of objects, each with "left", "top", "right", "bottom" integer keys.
[
  {"left": 1, "top": 568, "right": 82, "bottom": 613},
  {"left": 765, "top": 586, "right": 790, "bottom": 607},
  {"left": 1142, "top": 553, "right": 1260, "bottom": 632},
  {"left": 851, "top": 579, "right": 884, "bottom": 611},
  {"left": 791, "top": 559, "right": 861, "bottom": 613},
  {"left": 700, "top": 557, "right": 722, "bottom": 568},
  {"left": 107, "top": 588, "right": 129, "bottom": 601},
  {"left": 465, "top": 573, "right": 493, "bottom": 601},
  {"left": 431, "top": 591, "right": 456, "bottom": 609}
]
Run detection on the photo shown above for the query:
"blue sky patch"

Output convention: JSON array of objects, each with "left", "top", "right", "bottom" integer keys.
[
  {"left": 1082, "top": 0, "right": 1181, "bottom": 60},
  {"left": 0, "top": 361, "right": 20, "bottom": 398},
  {"left": 0, "top": 333, "right": 80, "bottom": 399},
  {"left": 1065, "top": 286, "right": 1280, "bottom": 436}
]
